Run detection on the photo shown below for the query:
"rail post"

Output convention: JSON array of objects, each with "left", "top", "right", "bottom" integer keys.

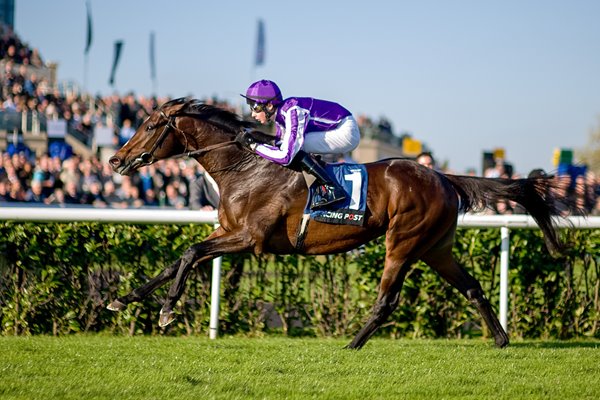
[
  {"left": 209, "top": 223, "right": 222, "bottom": 339},
  {"left": 499, "top": 226, "right": 510, "bottom": 332}
]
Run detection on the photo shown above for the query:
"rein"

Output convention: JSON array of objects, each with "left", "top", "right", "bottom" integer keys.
[
  {"left": 171, "top": 138, "right": 241, "bottom": 160},
  {"left": 134, "top": 110, "right": 248, "bottom": 172}
]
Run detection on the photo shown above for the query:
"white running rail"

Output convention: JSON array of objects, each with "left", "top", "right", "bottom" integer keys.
[{"left": 2, "top": 206, "right": 599, "bottom": 336}]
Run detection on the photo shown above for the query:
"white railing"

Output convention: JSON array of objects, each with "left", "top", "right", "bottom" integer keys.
[{"left": 2, "top": 206, "right": 599, "bottom": 336}]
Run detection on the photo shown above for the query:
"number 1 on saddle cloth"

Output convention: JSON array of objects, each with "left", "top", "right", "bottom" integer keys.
[{"left": 304, "top": 163, "right": 368, "bottom": 227}]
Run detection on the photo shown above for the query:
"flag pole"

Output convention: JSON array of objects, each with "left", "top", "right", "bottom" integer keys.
[
  {"left": 150, "top": 31, "right": 157, "bottom": 96},
  {"left": 83, "top": 0, "right": 92, "bottom": 93},
  {"left": 84, "top": 52, "right": 88, "bottom": 93},
  {"left": 251, "top": 19, "right": 265, "bottom": 82}
]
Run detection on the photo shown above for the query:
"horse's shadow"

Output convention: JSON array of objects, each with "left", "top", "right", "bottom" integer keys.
[{"left": 509, "top": 341, "right": 600, "bottom": 349}]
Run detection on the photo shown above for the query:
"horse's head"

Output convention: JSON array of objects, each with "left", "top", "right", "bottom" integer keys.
[{"left": 109, "top": 98, "right": 189, "bottom": 175}]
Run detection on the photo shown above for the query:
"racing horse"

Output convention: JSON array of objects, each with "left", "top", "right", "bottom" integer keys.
[{"left": 108, "top": 98, "right": 576, "bottom": 349}]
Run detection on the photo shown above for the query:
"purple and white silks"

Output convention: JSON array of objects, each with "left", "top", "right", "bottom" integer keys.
[{"left": 254, "top": 97, "right": 360, "bottom": 165}]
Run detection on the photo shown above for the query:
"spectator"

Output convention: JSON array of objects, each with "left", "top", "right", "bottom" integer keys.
[
  {"left": 143, "top": 188, "right": 159, "bottom": 207},
  {"left": 79, "top": 159, "right": 100, "bottom": 194},
  {"left": 138, "top": 166, "right": 156, "bottom": 194},
  {"left": 416, "top": 152, "right": 436, "bottom": 169},
  {"left": 32, "top": 155, "right": 56, "bottom": 197},
  {"left": 29, "top": 48, "right": 43, "bottom": 68},
  {"left": 0, "top": 180, "right": 10, "bottom": 201},
  {"left": 44, "top": 187, "right": 65, "bottom": 205},
  {"left": 118, "top": 118, "right": 136, "bottom": 147},
  {"left": 24, "top": 179, "right": 46, "bottom": 203},
  {"left": 81, "top": 181, "right": 106, "bottom": 207},
  {"left": 552, "top": 174, "right": 572, "bottom": 217},
  {"left": 59, "top": 157, "right": 81, "bottom": 188},
  {"left": 484, "top": 158, "right": 506, "bottom": 178},
  {"left": 101, "top": 180, "right": 125, "bottom": 208},
  {"left": 7, "top": 179, "right": 25, "bottom": 201},
  {"left": 124, "top": 185, "right": 144, "bottom": 208},
  {"left": 74, "top": 112, "right": 94, "bottom": 145},
  {"left": 189, "top": 172, "right": 219, "bottom": 210},
  {"left": 63, "top": 181, "right": 81, "bottom": 204},
  {"left": 164, "top": 183, "right": 186, "bottom": 209}
]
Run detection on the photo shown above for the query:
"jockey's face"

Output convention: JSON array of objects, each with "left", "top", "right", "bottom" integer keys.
[
  {"left": 250, "top": 103, "right": 275, "bottom": 124},
  {"left": 251, "top": 109, "right": 269, "bottom": 124}
]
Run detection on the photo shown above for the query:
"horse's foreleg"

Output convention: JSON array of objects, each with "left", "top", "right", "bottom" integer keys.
[
  {"left": 422, "top": 249, "right": 509, "bottom": 348},
  {"left": 157, "top": 243, "right": 211, "bottom": 327},
  {"left": 158, "top": 231, "right": 254, "bottom": 327},
  {"left": 107, "top": 258, "right": 182, "bottom": 311},
  {"left": 107, "top": 227, "right": 227, "bottom": 313}
]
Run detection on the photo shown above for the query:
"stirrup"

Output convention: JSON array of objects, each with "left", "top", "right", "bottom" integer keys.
[{"left": 311, "top": 186, "right": 346, "bottom": 210}]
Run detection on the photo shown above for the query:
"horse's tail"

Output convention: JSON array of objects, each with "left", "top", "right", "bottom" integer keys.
[{"left": 444, "top": 174, "right": 581, "bottom": 255}]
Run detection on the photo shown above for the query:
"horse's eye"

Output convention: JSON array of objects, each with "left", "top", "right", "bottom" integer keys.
[{"left": 146, "top": 124, "right": 154, "bottom": 131}]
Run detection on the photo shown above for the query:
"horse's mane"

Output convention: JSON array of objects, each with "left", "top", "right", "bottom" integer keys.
[{"left": 166, "top": 98, "right": 255, "bottom": 134}]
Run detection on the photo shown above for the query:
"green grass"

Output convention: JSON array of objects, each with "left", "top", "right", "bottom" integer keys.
[{"left": 0, "top": 336, "right": 599, "bottom": 399}]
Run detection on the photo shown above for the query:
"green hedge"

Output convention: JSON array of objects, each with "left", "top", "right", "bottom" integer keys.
[{"left": 1, "top": 222, "right": 598, "bottom": 339}]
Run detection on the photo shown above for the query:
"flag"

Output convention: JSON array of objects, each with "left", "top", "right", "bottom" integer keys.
[
  {"left": 149, "top": 31, "right": 156, "bottom": 81},
  {"left": 255, "top": 19, "right": 265, "bottom": 66},
  {"left": 84, "top": 1, "right": 93, "bottom": 54},
  {"left": 109, "top": 41, "right": 124, "bottom": 86}
]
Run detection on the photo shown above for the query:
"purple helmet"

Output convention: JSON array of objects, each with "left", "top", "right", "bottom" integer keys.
[{"left": 241, "top": 80, "right": 283, "bottom": 105}]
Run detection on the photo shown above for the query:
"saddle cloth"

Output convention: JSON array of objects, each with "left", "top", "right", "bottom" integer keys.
[{"left": 303, "top": 163, "right": 368, "bottom": 226}]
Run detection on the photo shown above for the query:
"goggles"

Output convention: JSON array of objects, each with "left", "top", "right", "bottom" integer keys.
[{"left": 248, "top": 101, "right": 267, "bottom": 114}]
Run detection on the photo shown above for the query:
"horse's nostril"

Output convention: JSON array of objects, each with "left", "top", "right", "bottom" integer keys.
[{"left": 108, "top": 156, "right": 121, "bottom": 168}]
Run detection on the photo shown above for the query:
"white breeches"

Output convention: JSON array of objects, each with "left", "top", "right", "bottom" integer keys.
[{"left": 303, "top": 116, "right": 360, "bottom": 155}]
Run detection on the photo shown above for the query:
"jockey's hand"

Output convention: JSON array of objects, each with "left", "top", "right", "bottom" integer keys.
[{"left": 238, "top": 129, "right": 258, "bottom": 150}]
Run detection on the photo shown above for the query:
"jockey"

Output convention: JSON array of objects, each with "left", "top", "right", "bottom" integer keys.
[{"left": 241, "top": 79, "right": 360, "bottom": 210}]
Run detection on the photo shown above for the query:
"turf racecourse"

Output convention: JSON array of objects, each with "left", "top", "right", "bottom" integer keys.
[{"left": 1, "top": 337, "right": 598, "bottom": 400}]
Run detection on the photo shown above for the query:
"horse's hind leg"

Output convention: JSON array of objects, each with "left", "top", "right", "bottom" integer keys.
[
  {"left": 347, "top": 238, "right": 415, "bottom": 349},
  {"left": 422, "top": 246, "right": 509, "bottom": 348}
]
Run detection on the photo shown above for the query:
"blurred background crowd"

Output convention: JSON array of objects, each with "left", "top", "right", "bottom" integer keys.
[{"left": 1, "top": 23, "right": 599, "bottom": 215}]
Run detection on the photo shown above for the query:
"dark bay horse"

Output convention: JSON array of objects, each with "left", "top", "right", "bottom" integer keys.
[{"left": 108, "top": 98, "right": 576, "bottom": 349}]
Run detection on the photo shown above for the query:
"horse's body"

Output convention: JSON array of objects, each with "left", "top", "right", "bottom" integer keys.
[{"left": 108, "top": 98, "right": 576, "bottom": 349}]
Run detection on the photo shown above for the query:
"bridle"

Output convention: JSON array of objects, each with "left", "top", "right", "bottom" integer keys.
[{"left": 133, "top": 109, "right": 245, "bottom": 168}]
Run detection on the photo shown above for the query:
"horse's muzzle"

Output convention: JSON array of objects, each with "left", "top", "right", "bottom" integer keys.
[
  {"left": 109, "top": 153, "right": 154, "bottom": 175},
  {"left": 108, "top": 156, "right": 128, "bottom": 175},
  {"left": 109, "top": 155, "right": 136, "bottom": 175}
]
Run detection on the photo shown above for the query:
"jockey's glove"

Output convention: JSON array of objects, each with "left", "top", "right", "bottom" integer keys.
[{"left": 239, "top": 130, "right": 258, "bottom": 150}]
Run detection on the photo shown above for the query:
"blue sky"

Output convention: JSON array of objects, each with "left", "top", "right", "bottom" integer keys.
[{"left": 14, "top": 0, "right": 600, "bottom": 175}]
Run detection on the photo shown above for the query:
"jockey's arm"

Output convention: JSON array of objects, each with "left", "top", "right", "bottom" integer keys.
[{"left": 254, "top": 106, "right": 308, "bottom": 166}]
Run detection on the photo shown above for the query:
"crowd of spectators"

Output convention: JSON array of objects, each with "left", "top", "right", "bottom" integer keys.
[
  {"left": 416, "top": 151, "right": 600, "bottom": 216},
  {"left": 0, "top": 150, "right": 219, "bottom": 210},
  {"left": 1, "top": 26, "right": 599, "bottom": 216},
  {"left": 0, "top": 25, "right": 223, "bottom": 211},
  {"left": 0, "top": 23, "right": 43, "bottom": 68}
]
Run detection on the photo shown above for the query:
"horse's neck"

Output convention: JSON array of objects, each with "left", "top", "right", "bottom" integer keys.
[
  {"left": 203, "top": 154, "right": 303, "bottom": 197},
  {"left": 185, "top": 121, "right": 303, "bottom": 195}
]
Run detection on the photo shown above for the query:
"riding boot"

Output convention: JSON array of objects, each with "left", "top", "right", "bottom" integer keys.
[{"left": 296, "top": 150, "right": 346, "bottom": 210}]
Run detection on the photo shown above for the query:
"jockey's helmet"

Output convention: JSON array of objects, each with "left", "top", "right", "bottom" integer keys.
[{"left": 241, "top": 80, "right": 283, "bottom": 106}]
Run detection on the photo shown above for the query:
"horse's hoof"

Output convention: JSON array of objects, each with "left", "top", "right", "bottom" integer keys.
[
  {"left": 344, "top": 341, "right": 362, "bottom": 350},
  {"left": 496, "top": 336, "right": 510, "bottom": 349},
  {"left": 107, "top": 299, "right": 127, "bottom": 312},
  {"left": 158, "top": 310, "right": 176, "bottom": 327}
]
